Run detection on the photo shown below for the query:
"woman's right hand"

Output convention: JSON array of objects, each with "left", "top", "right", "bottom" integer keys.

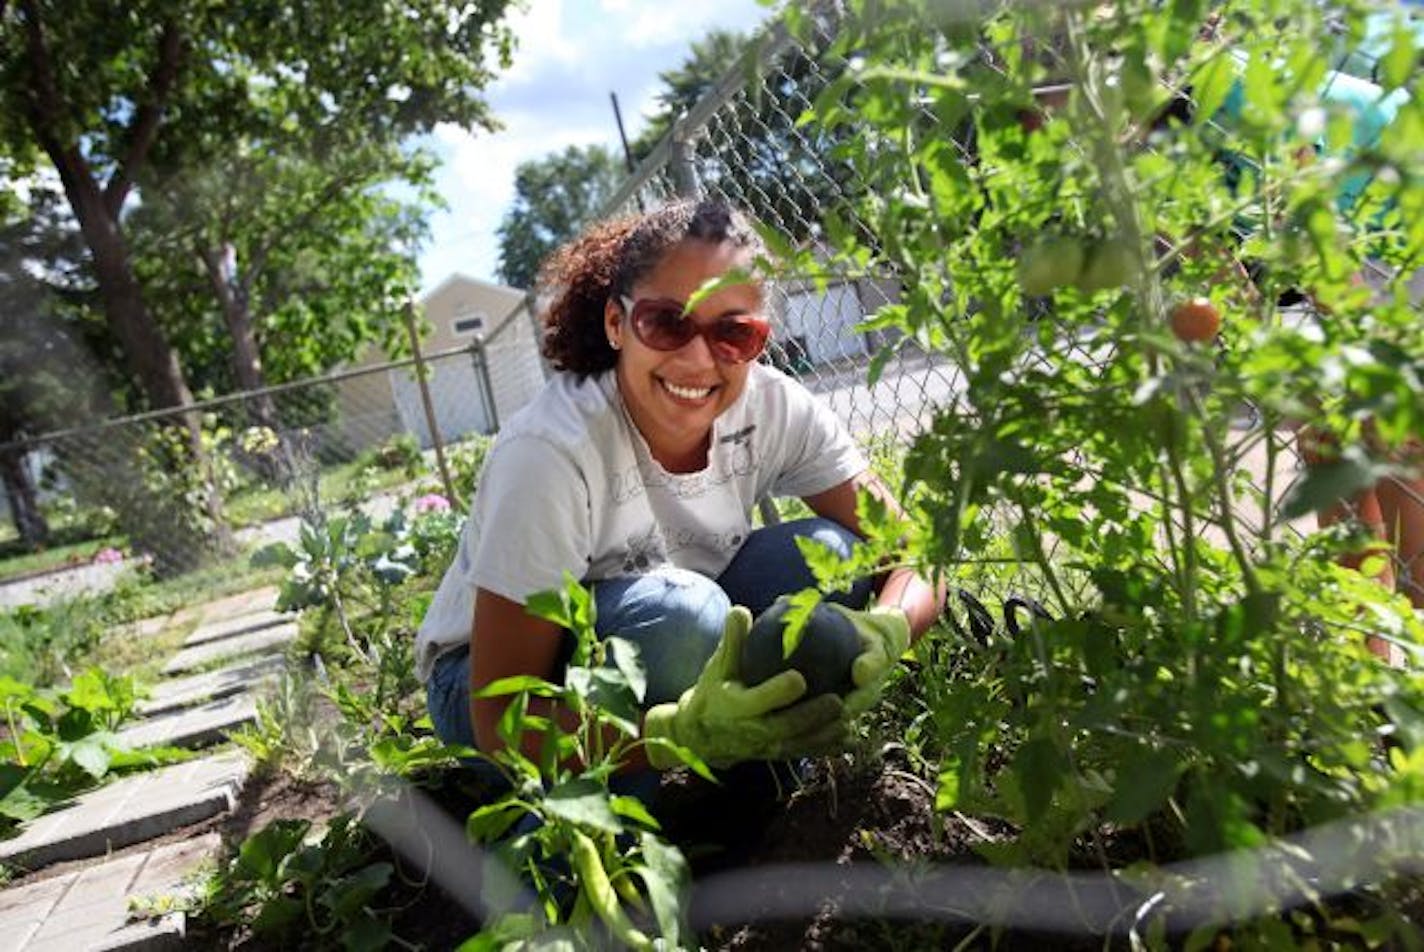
[{"left": 642, "top": 606, "right": 848, "bottom": 770}]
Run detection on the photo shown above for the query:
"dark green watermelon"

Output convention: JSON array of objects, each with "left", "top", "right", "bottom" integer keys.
[{"left": 741, "top": 597, "right": 860, "bottom": 697}]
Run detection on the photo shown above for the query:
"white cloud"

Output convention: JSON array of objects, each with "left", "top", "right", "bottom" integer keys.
[
  {"left": 499, "top": 0, "right": 583, "bottom": 87},
  {"left": 623, "top": 7, "right": 691, "bottom": 48}
]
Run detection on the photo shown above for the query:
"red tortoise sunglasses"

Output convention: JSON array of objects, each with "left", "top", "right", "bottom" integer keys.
[{"left": 618, "top": 294, "right": 771, "bottom": 364}]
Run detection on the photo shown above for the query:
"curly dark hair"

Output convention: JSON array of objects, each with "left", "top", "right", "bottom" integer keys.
[{"left": 537, "top": 199, "right": 766, "bottom": 375}]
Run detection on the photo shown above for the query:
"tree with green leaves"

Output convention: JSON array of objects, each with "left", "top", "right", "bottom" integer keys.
[
  {"left": 1, "top": 1, "right": 514, "bottom": 417},
  {"left": 496, "top": 144, "right": 623, "bottom": 290},
  {"left": 0, "top": 0, "right": 515, "bottom": 571},
  {"left": 128, "top": 143, "right": 438, "bottom": 427},
  {"left": 0, "top": 181, "right": 102, "bottom": 546}
]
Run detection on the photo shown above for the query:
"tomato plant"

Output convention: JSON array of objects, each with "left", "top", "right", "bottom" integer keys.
[{"left": 787, "top": 0, "right": 1424, "bottom": 941}]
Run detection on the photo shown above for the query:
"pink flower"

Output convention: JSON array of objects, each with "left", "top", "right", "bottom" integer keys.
[
  {"left": 92, "top": 547, "right": 125, "bottom": 564},
  {"left": 413, "top": 493, "right": 451, "bottom": 514}
]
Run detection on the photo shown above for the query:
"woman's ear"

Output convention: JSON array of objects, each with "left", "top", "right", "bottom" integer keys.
[{"left": 604, "top": 296, "right": 624, "bottom": 351}]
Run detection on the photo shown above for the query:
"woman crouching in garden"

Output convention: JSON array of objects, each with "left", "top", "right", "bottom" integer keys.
[{"left": 416, "top": 198, "right": 942, "bottom": 788}]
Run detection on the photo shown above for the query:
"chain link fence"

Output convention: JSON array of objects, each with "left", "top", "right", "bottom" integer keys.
[
  {"left": 590, "top": 4, "right": 1424, "bottom": 612},
  {"left": 598, "top": 13, "right": 966, "bottom": 448},
  {"left": 0, "top": 343, "right": 518, "bottom": 597}
]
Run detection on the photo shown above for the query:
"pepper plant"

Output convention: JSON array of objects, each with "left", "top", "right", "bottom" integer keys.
[
  {"left": 772, "top": 0, "right": 1424, "bottom": 940},
  {"left": 463, "top": 574, "right": 692, "bottom": 951}
]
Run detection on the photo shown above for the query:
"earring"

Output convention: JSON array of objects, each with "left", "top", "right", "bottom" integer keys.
[{"left": 609, "top": 337, "right": 620, "bottom": 350}]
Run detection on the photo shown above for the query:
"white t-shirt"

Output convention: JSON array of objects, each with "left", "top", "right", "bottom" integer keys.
[{"left": 415, "top": 362, "right": 867, "bottom": 680}]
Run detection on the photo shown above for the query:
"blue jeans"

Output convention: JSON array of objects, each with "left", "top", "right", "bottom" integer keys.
[{"left": 425, "top": 516, "right": 874, "bottom": 754}]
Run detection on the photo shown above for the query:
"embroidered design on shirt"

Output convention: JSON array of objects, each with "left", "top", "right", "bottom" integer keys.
[
  {"left": 719, "top": 425, "right": 756, "bottom": 444},
  {"left": 662, "top": 526, "right": 746, "bottom": 556},
  {"left": 621, "top": 526, "right": 667, "bottom": 574},
  {"left": 611, "top": 464, "right": 646, "bottom": 504}
]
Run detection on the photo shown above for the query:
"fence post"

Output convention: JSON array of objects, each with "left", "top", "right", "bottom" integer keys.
[
  {"left": 471, "top": 338, "right": 499, "bottom": 434},
  {"left": 670, "top": 113, "right": 701, "bottom": 200},
  {"left": 402, "top": 296, "right": 458, "bottom": 507}
]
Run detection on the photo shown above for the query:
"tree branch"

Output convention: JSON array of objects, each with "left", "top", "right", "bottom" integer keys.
[
  {"left": 103, "top": 21, "right": 184, "bottom": 219},
  {"left": 18, "top": 0, "right": 67, "bottom": 158},
  {"left": 16, "top": 0, "right": 107, "bottom": 214}
]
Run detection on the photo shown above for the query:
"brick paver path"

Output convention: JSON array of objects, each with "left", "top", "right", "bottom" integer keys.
[
  {"left": 161, "top": 621, "right": 296, "bottom": 676},
  {"left": 137, "top": 655, "right": 284, "bottom": 717},
  {"left": 0, "top": 753, "right": 250, "bottom": 872},
  {"left": 0, "top": 585, "right": 292, "bottom": 949},
  {"left": 0, "top": 834, "right": 218, "bottom": 951},
  {"left": 118, "top": 694, "right": 258, "bottom": 751}
]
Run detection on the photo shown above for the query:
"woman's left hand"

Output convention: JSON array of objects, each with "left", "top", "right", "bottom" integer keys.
[{"left": 823, "top": 604, "right": 911, "bottom": 718}]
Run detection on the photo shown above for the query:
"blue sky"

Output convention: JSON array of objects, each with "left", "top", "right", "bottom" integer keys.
[{"left": 418, "top": 0, "right": 772, "bottom": 293}]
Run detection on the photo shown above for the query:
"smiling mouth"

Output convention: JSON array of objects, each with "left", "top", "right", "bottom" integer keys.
[{"left": 660, "top": 379, "right": 716, "bottom": 401}]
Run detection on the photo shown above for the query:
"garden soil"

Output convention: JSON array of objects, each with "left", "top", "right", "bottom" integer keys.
[{"left": 370, "top": 748, "right": 1111, "bottom": 950}]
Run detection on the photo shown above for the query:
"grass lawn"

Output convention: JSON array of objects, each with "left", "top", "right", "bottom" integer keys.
[
  {"left": 2, "top": 552, "right": 289, "bottom": 687},
  {"left": 0, "top": 534, "right": 127, "bottom": 582},
  {"left": 225, "top": 461, "right": 417, "bottom": 527},
  {"left": 0, "top": 460, "right": 420, "bottom": 583},
  {"left": 97, "top": 556, "right": 288, "bottom": 628}
]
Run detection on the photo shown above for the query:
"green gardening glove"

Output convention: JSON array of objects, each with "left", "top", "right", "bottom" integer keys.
[
  {"left": 823, "top": 604, "right": 912, "bottom": 718},
  {"left": 643, "top": 606, "right": 848, "bottom": 770}
]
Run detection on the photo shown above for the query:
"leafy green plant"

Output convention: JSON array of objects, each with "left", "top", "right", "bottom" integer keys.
[
  {"left": 198, "top": 815, "right": 401, "bottom": 951},
  {"left": 767, "top": 0, "right": 1424, "bottom": 940},
  {"left": 444, "top": 432, "right": 494, "bottom": 506},
  {"left": 311, "top": 669, "right": 468, "bottom": 795},
  {"left": 253, "top": 502, "right": 456, "bottom": 662},
  {"left": 253, "top": 508, "right": 416, "bottom": 658},
  {"left": 462, "top": 575, "right": 692, "bottom": 951},
  {"left": 1, "top": 668, "right": 190, "bottom": 834},
  {"left": 61, "top": 416, "right": 241, "bottom": 577},
  {"left": 0, "top": 601, "right": 105, "bottom": 684},
  {"left": 362, "top": 433, "right": 424, "bottom": 479},
  {"left": 230, "top": 669, "right": 325, "bottom": 775}
]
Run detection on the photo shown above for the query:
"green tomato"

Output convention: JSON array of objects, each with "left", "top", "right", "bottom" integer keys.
[
  {"left": 1076, "top": 238, "right": 1135, "bottom": 292},
  {"left": 1017, "top": 235, "right": 1086, "bottom": 296}
]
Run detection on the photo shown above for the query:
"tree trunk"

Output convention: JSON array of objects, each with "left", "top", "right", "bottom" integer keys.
[
  {"left": 0, "top": 444, "right": 49, "bottom": 548},
  {"left": 198, "top": 242, "right": 279, "bottom": 429},
  {"left": 46, "top": 150, "right": 233, "bottom": 572},
  {"left": 57, "top": 151, "right": 193, "bottom": 411}
]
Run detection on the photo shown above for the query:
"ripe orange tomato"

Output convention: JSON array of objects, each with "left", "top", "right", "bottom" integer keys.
[{"left": 1170, "top": 297, "right": 1221, "bottom": 343}]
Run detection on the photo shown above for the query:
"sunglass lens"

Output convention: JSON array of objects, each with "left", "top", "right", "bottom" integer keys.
[
  {"left": 710, "top": 317, "right": 769, "bottom": 362},
  {"left": 635, "top": 303, "right": 696, "bottom": 350}
]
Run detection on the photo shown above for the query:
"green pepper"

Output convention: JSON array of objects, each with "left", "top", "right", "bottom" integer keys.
[{"left": 569, "top": 829, "right": 653, "bottom": 951}]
